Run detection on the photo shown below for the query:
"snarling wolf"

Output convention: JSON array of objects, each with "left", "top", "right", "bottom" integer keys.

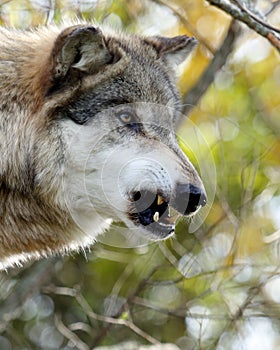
[{"left": 0, "top": 23, "right": 206, "bottom": 269}]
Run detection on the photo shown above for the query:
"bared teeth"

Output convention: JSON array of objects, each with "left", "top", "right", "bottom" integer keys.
[
  {"left": 157, "top": 195, "right": 165, "bottom": 206},
  {"left": 153, "top": 212, "right": 159, "bottom": 222}
]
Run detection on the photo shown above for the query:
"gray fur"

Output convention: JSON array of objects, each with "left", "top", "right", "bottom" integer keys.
[{"left": 0, "top": 22, "right": 205, "bottom": 269}]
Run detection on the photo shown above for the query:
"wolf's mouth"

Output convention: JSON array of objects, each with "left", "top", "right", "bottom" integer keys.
[{"left": 129, "top": 190, "right": 179, "bottom": 238}]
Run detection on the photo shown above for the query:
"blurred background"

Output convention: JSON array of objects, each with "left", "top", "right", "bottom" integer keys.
[{"left": 0, "top": 0, "right": 279, "bottom": 349}]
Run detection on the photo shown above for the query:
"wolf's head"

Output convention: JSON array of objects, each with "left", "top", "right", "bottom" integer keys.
[{"left": 45, "top": 25, "right": 207, "bottom": 242}]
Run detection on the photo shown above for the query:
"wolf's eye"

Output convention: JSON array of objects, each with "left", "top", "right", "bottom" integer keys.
[
  {"left": 116, "top": 110, "right": 143, "bottom": 133},
  {"left": 117, "top": 111, "right": 134, "bottom": 124}
]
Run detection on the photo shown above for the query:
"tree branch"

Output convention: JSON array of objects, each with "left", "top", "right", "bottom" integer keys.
[
  {"left": 207, "top": 0, "right": 280, "bottom": 51},
  {"left": 231, "top": 0, "right": 280, "bottom": 34},
  {"left": 178, "top": 20, "right": 240, "bottom": 127},
  {"left": 44, "top": 271, "right": 163, "bottom": 348},
  {"left": 55, "top": 314, "right": 89, "bottom": 350}
]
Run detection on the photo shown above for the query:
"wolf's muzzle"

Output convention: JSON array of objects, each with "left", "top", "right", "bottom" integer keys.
[{"left": 129, "top": 183, "right": 207, "bottom": 238}]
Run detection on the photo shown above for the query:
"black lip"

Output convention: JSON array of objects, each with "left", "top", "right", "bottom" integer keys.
[{"left": 144, "top": 221, "right": 175, "bottom": 239}]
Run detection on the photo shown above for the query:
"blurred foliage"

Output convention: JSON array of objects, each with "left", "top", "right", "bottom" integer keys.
[{"left": 0, "top": 0, "right": 279, "bottom": 349}]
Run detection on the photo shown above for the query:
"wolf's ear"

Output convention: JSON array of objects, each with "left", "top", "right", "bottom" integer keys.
[
  {"left": 145, "top": 35, "right": 197, "bottom": 68},
  {"left": 51, "top": 26, "right": 112, "bottom": 79}
]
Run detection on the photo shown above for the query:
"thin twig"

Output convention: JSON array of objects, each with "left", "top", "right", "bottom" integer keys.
[
  {"left": 76, "top": 292, "right": 161, "bottom": 345},
  {"left": 132, "top": 296, "right": 185, "bottom": 319},
  {"left": 231, "top": 0, "right": 280, "bottom": 33},
  {"left": 92, "top": 264, "right": 166, "bottom": 346},
  {"left": 207, "top": 0, "right": 280, "bottom": 51},
  {"left": 68, "top": 322, "right": 93, "bottom": 335},
  {"left": 55, "top": 314, "right": 90, "bottom": 350},
  {"left": 45, "top": 283, "right": 161, "bottom": 346}
]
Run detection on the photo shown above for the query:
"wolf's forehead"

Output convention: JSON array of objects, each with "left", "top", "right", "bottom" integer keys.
[
  {"left": 69, "top": 69, "right": 180, "bottom": 118},
  {"left": 75, "top": 64, "right": 180, "bottom": 116},
  {"left": 128, "top": 63, "right": 178, "bottom": 105},
  {"left": 104, "top": 34, "right": 181, "bottom": 107}
]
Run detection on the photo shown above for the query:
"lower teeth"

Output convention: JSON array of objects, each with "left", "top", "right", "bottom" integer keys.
[
  {"left": 153, "top": 212, "right": 159, "bottom": 222},
  {"left": 152, "top": 207, "right": 180, "bottom": 226}
]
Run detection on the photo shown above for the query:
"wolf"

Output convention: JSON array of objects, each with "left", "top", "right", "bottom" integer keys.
[{"left": 0, "top": 22, "right": 206, "bottom": 269}]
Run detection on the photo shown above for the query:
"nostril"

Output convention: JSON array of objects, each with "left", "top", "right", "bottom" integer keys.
[
  {"left": 172, "top": 183, "right": 207, "bottom": 216},
  {"left": 133, "top": 191, "right": 141, "bottom": 201}
]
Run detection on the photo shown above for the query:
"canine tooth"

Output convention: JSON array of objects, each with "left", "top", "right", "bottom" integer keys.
[
  {"left": 153, "top": 212, "right": 159, "bottom": 222},
  {"left": 157, "top": 195, "right": 164, "bottom": 206}
]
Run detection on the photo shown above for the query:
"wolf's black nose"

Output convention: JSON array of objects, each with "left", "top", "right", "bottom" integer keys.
[{"left": 172, "top": 183, "right": 207, "bottom": 215}]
